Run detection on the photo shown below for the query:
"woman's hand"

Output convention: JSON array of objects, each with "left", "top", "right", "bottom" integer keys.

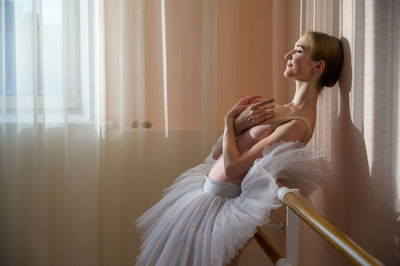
[
  {"left": 225, "top": 95, "right": 262, "bottom": 118},
  {"left": 225, "top": 95, "right": 259, "bottom": 119},
  {"left": 223, "top": 95, "right": 274, "bottom": 178},
  {"left": 226, "top": 95, "right": 275, "bottom": 135}
]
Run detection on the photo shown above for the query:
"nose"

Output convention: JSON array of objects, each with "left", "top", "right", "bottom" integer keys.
[{"left": 284, "top": 51, "right": 292, "bottom": 60}]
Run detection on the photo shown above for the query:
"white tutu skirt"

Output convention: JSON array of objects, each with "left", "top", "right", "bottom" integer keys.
[{"left": 135, "top": 141, "right": 322, "bottom": 266}]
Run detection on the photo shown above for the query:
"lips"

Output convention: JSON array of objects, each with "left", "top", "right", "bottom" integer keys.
[{"left": 286, "top": 63, "right": 293, "bottom": 67}]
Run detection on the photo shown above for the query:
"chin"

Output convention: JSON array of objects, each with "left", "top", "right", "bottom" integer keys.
[{"left": 283, "top": 71, "right": 293, "bottom": 79}]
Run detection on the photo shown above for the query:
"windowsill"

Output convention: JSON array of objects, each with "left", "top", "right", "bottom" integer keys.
[{"left": 0, "top": 112, "right": 114, "bottom": 129}]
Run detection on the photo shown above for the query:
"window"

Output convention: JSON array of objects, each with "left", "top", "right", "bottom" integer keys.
[{"left": 0, "top": 0, "right": 95, "bottom": 123}]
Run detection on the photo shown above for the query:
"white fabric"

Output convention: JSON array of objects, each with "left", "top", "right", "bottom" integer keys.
[
  {"left": 0, "top": 1, "right": 106, "bottom": 265},
  {"left": 203, "top": 177, "right": 242, "bottom": 198},
  {"left": 300, "top": 1, "right": 400, "bottom": 265},
  {"left": 135, "top": 141, "right": 322, "bottom": 266}
]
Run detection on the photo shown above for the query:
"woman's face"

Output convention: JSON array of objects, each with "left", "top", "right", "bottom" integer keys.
[{"left": 284, "top": 35, "right": 316, "bottom": 81}]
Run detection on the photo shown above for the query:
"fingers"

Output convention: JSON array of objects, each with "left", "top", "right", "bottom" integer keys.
[
  {"left": 233, "top": 95, "right": 275, "bottom": 130},
  {"left": 249, "top": 94, "right": 264, "bottom": 99},
  {"left": 238, "top": 94, "right": 264, "bottom": 105},
  {"left": 247, "top": 95, "right": 264, "bottom": 103},
  {"left": 254, "top": 103, "right": 274, "bottom": 112},
  {"left": 251, "top": 108, "right": 274, "bottom": 124},
  {"left": 254, "top": 108, "right": 274, "bottom": 116},
  {"left": 258, "top": 109, "right": 275, "bottom": 122},
  {"left": 241, "top": 94, "right": 263, "bottom": 102},
  {"left": 251, "top": 98, "right": 274, "bottom": 109},
  {"left": 250, "top": 104, "right": 274, "bottom": 113},
  {"left": 245, "top": 97, "right": 275, "bottom": 123}
]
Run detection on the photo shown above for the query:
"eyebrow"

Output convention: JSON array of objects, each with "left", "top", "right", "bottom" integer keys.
[{"left": 295, "top": 45, "right": 305, "bottom": 49}]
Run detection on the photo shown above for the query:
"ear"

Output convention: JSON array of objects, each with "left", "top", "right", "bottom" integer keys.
[{"left": 314, "top": 60, "right": 326, "bottom": 73}]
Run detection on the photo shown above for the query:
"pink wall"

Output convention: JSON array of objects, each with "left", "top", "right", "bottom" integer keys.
[{"left": 106, "top": 0, "right": 280, "bottom": 131}]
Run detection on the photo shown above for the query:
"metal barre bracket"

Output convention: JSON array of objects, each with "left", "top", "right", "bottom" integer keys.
[
  {"left": 276, "top": 258, "right": 294, "bottom": 266},
  {"left": 263, "top": 221, "right": 285, "bottom": 231},
  {"left": 277, "top": 187, "right": 299, "bottom": 202}
]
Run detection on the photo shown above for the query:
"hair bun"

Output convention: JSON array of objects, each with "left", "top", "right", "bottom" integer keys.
[
  {"left": 321, "top": 72, "right": 341, "bottom": 87},
  {"left": 305, "top": 32, "right": 344, "bottom": 91}
]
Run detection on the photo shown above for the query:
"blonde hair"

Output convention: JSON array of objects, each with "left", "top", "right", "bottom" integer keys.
[{"left": 305, "top": 32, "right": 344, "bottom": 90}]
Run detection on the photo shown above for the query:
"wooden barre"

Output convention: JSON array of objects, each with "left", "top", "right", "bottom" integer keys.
[
  {"left": 254, "top": 227, "right": 283, "bottom": 264},
  {"left": 279, "top": 190, "right": 384, "bottom": 266}
]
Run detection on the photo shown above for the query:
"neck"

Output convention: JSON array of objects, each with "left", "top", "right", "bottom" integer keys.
[{"left": 290, "top": 80, "right": 320, "bottom": 111}]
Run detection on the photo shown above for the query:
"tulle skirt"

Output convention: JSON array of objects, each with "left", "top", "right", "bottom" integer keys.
[{"left": 135, "top": 141, "right": 322, "bottom": 266}]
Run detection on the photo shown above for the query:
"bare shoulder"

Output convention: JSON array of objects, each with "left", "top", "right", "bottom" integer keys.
[{"left": 259, "top": 119, "right": 307, "bottom": 145}]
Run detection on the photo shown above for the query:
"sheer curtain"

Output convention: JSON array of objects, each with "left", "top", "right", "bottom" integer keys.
[
  {"left": 298, "top": 0, "right": 400, "bottom": 265},
  {"left": 0, "top": 0, "right": 106, "bottom": 265}
]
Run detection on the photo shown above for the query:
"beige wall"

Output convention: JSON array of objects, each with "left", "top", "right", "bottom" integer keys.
[{"left": 105, "top": 0, "right": 287, "bottom": 132}]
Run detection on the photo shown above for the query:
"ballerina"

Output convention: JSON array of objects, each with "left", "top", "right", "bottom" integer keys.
[{"left": 135, "top": 31, "right": 344, "bottom": 266}]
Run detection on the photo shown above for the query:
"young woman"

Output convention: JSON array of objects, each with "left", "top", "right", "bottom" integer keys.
[{"left": 135, "top": 32, "right": 344, "bottom": 266}]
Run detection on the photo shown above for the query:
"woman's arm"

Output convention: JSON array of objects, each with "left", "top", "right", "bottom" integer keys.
[
  {"left": 211, "top": 135, "right": 223, "bottom": 160},
  {"left": 211, "top": 95, "right": 275, "bottom": 159},
  {"left": 223, "top": 97, "right": 307, "bottom": 177}
]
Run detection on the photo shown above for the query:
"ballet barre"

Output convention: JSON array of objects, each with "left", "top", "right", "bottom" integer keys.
[
  {"left": 254, "top": 187, "right": 384, "bottom": 266},
  {"left": 254, "top": 227, "right": 283, "bottom": 264}
]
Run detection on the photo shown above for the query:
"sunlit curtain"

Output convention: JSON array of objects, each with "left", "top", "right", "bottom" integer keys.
[
  {"left": 298, "top": 0, "right": 400, "bottom": 265},
  {"left": 0, "top": 0, "right": 105, "bottom": 265}
]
